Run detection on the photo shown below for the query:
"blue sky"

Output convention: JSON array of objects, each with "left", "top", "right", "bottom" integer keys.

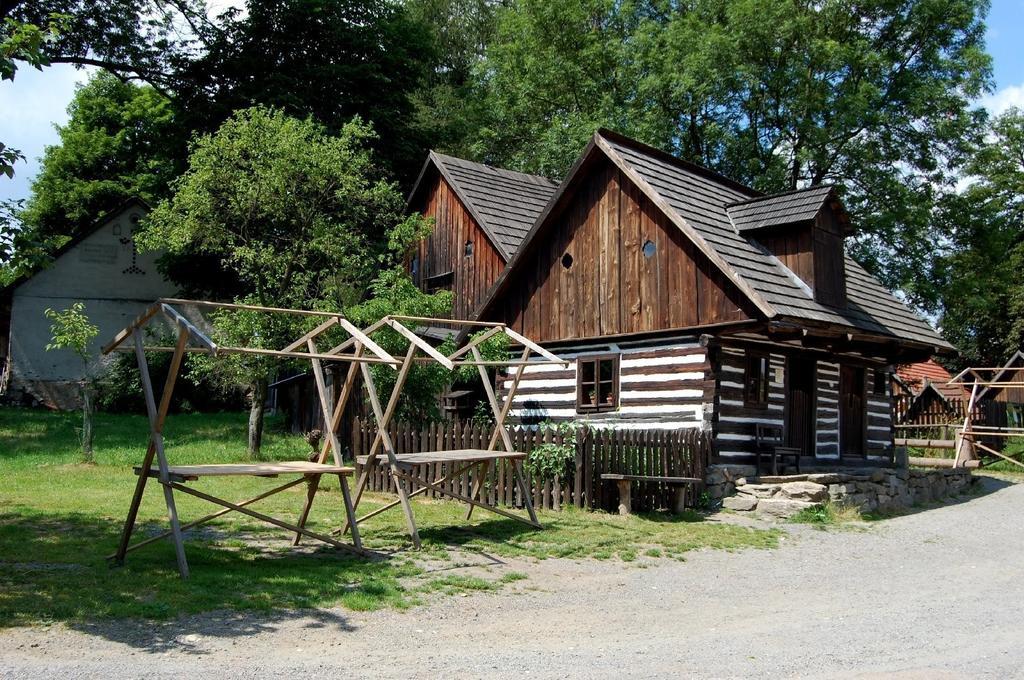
[{"left": 1, "top": 0, "right": 1023, "bottom": 206}]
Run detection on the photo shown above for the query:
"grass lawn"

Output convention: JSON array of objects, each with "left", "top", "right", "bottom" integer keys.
[{"left": 0, "top": 407, "right": 779, "bottom": 627}]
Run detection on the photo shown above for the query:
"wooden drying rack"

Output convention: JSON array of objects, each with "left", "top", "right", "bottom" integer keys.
[
  {"left": 947, "top": 366, "right": 1024, "bottom": 471},
  {"left": 103, "top": 298, "right": 567, "bottom": 577}
]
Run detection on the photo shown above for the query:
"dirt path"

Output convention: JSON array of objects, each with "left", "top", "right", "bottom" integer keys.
[{"left": 3, "top": 475, "right": 1024, "bottom": 679}]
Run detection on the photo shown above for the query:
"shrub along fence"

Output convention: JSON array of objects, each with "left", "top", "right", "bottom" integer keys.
[{"left": 351, "top": 418, "right": 710, "bottom": 513}]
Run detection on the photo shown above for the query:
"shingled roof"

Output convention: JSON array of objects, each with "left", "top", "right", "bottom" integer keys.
[
  {"left": 408, "top": 151, "right": 559, "bottom": 260},
  {"left": 477, "top": 129, "right": 952, "bottom": 352},
  {"left": 726, "top": 185, "right": 837, "bottom": 232}
]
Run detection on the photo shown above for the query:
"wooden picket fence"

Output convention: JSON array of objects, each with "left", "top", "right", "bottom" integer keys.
[{"left": 351, "top": 418, "right": 710, "bottom": 513}]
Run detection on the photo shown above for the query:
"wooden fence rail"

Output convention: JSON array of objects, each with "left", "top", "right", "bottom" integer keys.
[{"left": 351, "top": 418, "right": 710, "bottom": 513}]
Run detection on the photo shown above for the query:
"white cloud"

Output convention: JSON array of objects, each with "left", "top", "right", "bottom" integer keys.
[
  {"left": 0, "top": 63, "right": 94, "bottom": 204},
  {"left": 980, "top": 82, "right": 1024, "bottom": 117}
]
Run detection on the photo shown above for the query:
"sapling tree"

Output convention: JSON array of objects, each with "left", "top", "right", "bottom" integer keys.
[{"left": 44, "top": 302, "right": 99, "bottom": 461}]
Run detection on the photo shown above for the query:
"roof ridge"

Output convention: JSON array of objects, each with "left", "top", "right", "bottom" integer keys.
[
  {"left": 429, "top": 151, "right": 559, "bottom": 187},
  {"left": 595, "top": 128, "right": 762, "bottom": 198},
  {"left": 726, "top": 183, "right": 835, "bottom": 209}
]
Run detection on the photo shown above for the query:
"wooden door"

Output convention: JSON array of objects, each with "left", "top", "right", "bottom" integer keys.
[
  {"left": 786, "top": 358, "right": 816, "bottom": 455},
  {"left": 840, "top": 365, "right": 865, "bottom": 457}
]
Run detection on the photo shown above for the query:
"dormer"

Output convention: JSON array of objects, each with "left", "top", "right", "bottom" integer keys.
[{"left": 726, "top": 185, "right": 851, "bottom": 308}]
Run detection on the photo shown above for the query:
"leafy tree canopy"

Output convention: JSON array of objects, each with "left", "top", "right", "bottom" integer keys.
[
  {"left": 935, "top": 108, "right": 1024, "bottom": 367},
  {"left": 0, "top": 0, "right": 214, "bottom": 93},
  {"left": 173, "top": 0, "right": 437, "bottom": 183}
]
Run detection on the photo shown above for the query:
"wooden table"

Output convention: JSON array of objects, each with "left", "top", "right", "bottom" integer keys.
[{"left": 354, "top": 448, "right": 539, "bottom": 530}]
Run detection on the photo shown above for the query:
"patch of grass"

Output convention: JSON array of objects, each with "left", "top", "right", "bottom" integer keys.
[
  {"left": 500, "top": 571, "right": 528, "bottom": 583},
  {"left": 418, "top": 575, "right": 498, "bottom": 595},
  {"left": 0, "top": 407, "right": 780, "bottom": 626},
  {"left": 788, "top": 502, "right": 863, "bottom": 527}
]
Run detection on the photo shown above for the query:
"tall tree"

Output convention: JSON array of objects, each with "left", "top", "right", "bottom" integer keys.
[
  {"left": 406, "top": 0, "right": 499, "bottom": 158},
  {"left": 19, "top": 71, "right": 183, "bottom": 247},
  {"left": 173, "top": 0, "right": 436, "bottom": 184},
  {"left": 473, "top": 0, "right": 991, "bottom": 306},
  {"left": 138, "top": 107, "right": 427, "bottom": 456},
  {"left": 935, "top": 108, "right": 1024, "bottom": 367},
  {"left": 0, "top": 0, "right": 216, "bottom": 93}
]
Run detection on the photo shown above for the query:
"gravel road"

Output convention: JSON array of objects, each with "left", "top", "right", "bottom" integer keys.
[{"left": 3, "top": 475, "right": 1023, "bottom": 679}]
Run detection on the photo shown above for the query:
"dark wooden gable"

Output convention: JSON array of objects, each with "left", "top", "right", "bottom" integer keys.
[
  {"left": 412, "top": 172, "right": 506, "bottom": 320},
  {"left": 496, "top": 156, "right": 755, "bottom": 342}
]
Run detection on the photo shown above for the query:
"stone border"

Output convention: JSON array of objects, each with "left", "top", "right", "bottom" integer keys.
[{"left": 705, "top": 464, "right": 976, "bottom": 519}]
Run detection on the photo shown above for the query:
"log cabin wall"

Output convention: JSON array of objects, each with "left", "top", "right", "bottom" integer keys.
[
  {"left": 499, "top": 158, "right": 755, "bottom": 342},
  {"left": 815, "top": 361, "right": 841, "bottom": 457},
  {"left": 501, "top": 338, "right": 711, "bottom": 430},
  {"left": 713, "top": 346, "right": 894, "bottom": 462},
  {"left": 714, "top": 347, "right": 786, "bottom": 459},
  {"left": 866, "top": 367, "right": 894, "bottom": 454},
  {"left": 413, "top": 173, "right": 507, "bottom": 320}
]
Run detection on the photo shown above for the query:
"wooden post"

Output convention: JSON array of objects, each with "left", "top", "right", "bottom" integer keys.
[
  {"left": 617, "top": 480, "right": 632, "bottom": 516},
  {"left": 352, "top": 343, "right": 421, "bottom": 547},
  {"left": 133, "top": 329, "right": 190, "bottom": 579},
  {"left": 303, "top": 338, "right": 362, "bottom": 550},
  {"left": 487, "top": 346, "right": 531, "bottom": 451},
  {"left": 954, "top": 379, "right": 980, "bottom": 467},
  {"left": 112, "top": 326, "right": 190, "bottom": 566}
]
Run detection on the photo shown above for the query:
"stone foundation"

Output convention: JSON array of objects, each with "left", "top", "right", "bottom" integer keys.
[{"left": 705, "top": 464, "right": 976, "bottom": 519}]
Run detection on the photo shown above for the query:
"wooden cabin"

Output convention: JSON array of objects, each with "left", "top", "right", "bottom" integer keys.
[
  {"left": 406, "top": 151, "right": 559, "bottom": 321},
  {"left": 462, "top": 130, "right": 954, "bottom": 466}
]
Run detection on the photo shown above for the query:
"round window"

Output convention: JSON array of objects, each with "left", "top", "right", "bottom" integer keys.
[
  {"left": 642, "top": 239, "right": 656, "bottom": 258},
  {"left": 561, "top": 253, "right": 574, "bottom": 269}
]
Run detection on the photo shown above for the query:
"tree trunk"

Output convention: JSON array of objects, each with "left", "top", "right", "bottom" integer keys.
[
  {"left": 81, "top": 381, "right": 95, "bottom": 463},
  {"left": 248, "top": 378, "right": 267, "bottom": 459}
]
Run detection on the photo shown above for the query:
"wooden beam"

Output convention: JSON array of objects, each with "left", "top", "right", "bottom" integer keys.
[
  {"left": 389, "top": 315, "right": 504, "bottom": 328},
  {"left": 282, "top": 317, "right": 338, "bottom": 353},
  {"left": 160, "top": 303, "right": 217, "bottom": 354},
  {"left": 112, "top": 326, "right": 189, "bottom": 566},
  {"left": 109, "top": 477, "right": 306, "bottom": 561},
  {"left": 101, "top": 302, "right": 161, "bottom": 354},
  {"left": 327, "top": 318, "right": 388, "bottom": 355},
  {"left": 170, "top": 483, "right": 368, "bottom": 556},
  {"left": 337, "top": 317, "right": 398, "bottom": 368},
  {"left": 501, "top": 326, "right": 566, "bottom": 365},
  {"left": 134, "top": 330, "right": 189, "bottom": 579},
  {"left": 386, "top": 318, "right": 455, "bottom": 370},
  {"left": 158, "top": 298, "right": 342, "bottom": 318},
  {"left": 448, "top": 326, "right": 503, "bottom": 361},
  {"left": 111, "top": 344, "right": 398, "bottom": 364}
]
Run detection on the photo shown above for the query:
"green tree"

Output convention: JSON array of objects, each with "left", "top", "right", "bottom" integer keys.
[
  {"left": 173, "top": 0, "right": 437, "bottom": 183},
  {"left": 18, "top": 71, "right": 183, "bottom": 247},
  {"left": 473, "top": 0, "right": 991, "bottom": 305},
  {"left": 1, "top": 1, "right": 216, "bottom": 94},
  {"left": 139, "top": 107, "right": 422, "bottom": 457},
  {"left": 935, "top": 108, "right": 1024, "bottom": 367},
  {"left": 406, "top": 0, "right": 498, "bottom": 158},
  {"left": 44, "top": 302, "right": 99, "bottom": 462}
]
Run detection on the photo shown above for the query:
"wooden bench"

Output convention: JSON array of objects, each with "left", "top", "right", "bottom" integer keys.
[
  {"left": 755, "top": 423, "right": 801, "bottom": 475},
  {"left": 600, "top": 474, "right": 702, "bottom": 516}
]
